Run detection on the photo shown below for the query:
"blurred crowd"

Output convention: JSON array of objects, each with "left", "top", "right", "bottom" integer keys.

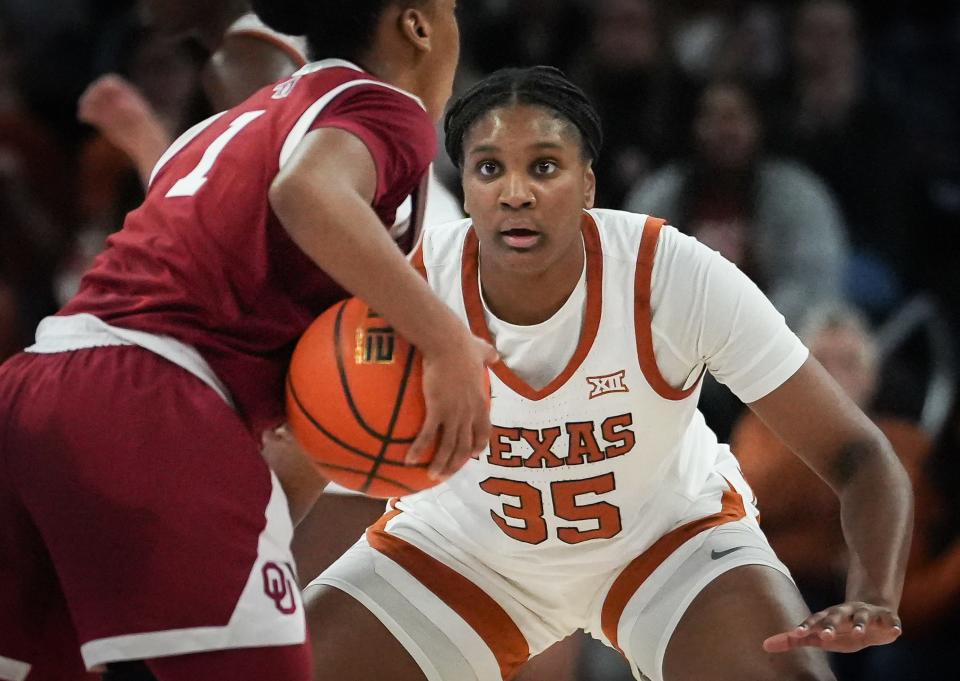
[{"left": 1, "top": 1, "right": 958, "bottom": 680}]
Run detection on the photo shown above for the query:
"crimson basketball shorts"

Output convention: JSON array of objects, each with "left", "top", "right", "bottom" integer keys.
[
  {"left": 309, "top": 471, "right": 792, "bottom": 681},
  {"left": 0, "top": 347, "right": 306, "bottom": 680}
]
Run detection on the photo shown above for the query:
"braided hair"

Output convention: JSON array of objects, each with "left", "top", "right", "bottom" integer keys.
[
  {"left": 252, "top": 0, "right": 426, "bottom": 62},
  {"left": 444, "top": 66, "right": 603, "bottom": 170}
]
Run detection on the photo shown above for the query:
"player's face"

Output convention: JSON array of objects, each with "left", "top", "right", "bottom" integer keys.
[
  {"left": 420, "top": 0, "right": 461, "bottom": 121},
  {"left": 461, "top": 104, "right": 596, "bottom": 275}
]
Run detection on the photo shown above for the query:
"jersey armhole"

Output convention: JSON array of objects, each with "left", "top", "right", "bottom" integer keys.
[{"left": 633, "top": 217, "right": 704, "bottom": 400}]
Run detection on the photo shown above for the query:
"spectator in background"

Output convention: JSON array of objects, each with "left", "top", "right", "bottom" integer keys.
[
  {"left": 457, "top": 0, "right": 589, "bottom": 76},
  {"left": 53, "top": 0, "right": 307, "bottom": 304},
  {"left": 1, "top": 14, "right": 68, "bottom": 351},
  {"left": 771, "top": 0, "right": 921, "bottom": 316},
  {"left": 867, "top": 401, "right": 960, "bottom": 681},
  {"left": 569, "top": 0, "right": 693, "bottom": 208},
  {"left": 625, "top": 78, "right": 847, "bottom": 329},
  {"left": 625, "top": 78, "right": 848, "bottom": 439},
  {"left": 78, "top": 0, "right": 306, "bottom": 186},
  {"left": 57, "top": 23, "right": 205, "bottom": 304},
  {"left": 731, "top": 302, "right": 956, "bottom": 680},
  {"left": 671, "top": 0, "right": 786, "bottom": 92}
]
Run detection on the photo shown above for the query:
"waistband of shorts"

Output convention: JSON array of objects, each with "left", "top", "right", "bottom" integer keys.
[{"left": 27, "top": 314, "right": 234, "bottom": 407}]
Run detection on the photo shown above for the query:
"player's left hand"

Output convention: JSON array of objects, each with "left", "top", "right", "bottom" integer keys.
[{"left": 763, "top": 601, "right": 902, "bottom": 653}]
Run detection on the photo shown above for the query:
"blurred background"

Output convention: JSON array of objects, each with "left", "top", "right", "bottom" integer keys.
[{"left": 1, "top": 1, "right": 958, "bottom": 679}]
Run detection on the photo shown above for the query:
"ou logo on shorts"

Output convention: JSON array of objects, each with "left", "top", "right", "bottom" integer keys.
[{"left": 262, "top": 562, "right": 297, "bottom": 614}]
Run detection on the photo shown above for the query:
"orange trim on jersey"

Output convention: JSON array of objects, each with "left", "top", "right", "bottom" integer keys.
[
  {"left": 600, "top": 484, "right": 747, "bottom": 654},
  {"left": 409, "top": 238, "right": 427, "bottom": 279},
  {"left": 461, "top": 212, "right": 604, "bottom": 401},
  {"left": 228, "top": 30, "right": 307, "bottom": 67},
  {"left": 634, "top": 217, "right": 704, "bottom": 400},
  {"left": 366, "top": 509, "right": 530, "bottom": 679}
]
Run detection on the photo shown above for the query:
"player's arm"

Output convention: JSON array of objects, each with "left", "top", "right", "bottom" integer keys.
[
  {"left": 269, "top": 127, "right": 497, "bottom": 480},
  {"left": 202, "top": 35, "right": 301, "bottom": 112},
  {"left": 77, "top": 74, "right": 173, "bottom": 186},
  {"left": 747, "top": 357, "right": 913, "bottom": 653}
]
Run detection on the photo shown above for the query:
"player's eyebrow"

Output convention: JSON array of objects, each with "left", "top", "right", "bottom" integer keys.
[
  {"left": 467, "top": 141, "right": 565, "bottom": 156},
  {"left": 467, "top": 144, "right": 501, "bottom": 155}
]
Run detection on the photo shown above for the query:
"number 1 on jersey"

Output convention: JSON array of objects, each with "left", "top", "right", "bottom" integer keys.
[{"left": 166, "top": 110, "right": 266, "bottom": 198}]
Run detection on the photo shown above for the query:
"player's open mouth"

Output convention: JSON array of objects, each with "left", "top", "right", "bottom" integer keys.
[{"left": 500, "top": 228, "right": 541, "bottom": 249}]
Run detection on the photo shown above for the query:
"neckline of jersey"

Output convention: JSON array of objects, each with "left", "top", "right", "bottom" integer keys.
[
  {"left": 477, "top": 239, "right": 587, "bottom": 337},
  {"left": 461, "top": 212, "right": 604, "bottom": 402}
]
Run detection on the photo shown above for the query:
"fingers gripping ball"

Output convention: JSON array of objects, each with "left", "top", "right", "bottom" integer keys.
[{"left": 286, "top": 298, "right": 436, "bottom": 497}]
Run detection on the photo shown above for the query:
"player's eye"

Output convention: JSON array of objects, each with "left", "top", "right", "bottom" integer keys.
[
  {"left": 477, "top": 161, "right": 500, "bottom": 177},
  {"left": 533, "top": 160, "right": 558, "bottom": 175}
]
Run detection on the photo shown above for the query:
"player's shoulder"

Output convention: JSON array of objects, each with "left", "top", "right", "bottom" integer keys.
[
  {"left": 419, "top": 218, "right": 473, "bottom": 268},
  {"left": 289, "top": 60, "right": 426, "bottom": 113},
  {"left": 586, "top": 208, "right": 667, "bottom": 257},
  {"left": 586, "top": 208, "right": 715, "bottom": 275}
]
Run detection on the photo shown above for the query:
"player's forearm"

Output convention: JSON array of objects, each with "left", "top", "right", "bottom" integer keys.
[
  {"left": 271, "top": 180, "right": 470, "bottom": 356},
  {"left": 834, "top": 435, "right": 914, "bottom": 607},
  {"left": 132, "top": 129, "right": 172, "bottom": 187}
]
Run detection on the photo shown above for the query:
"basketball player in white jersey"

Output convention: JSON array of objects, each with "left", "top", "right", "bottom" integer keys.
[{"left": 295, "top": 66, "right": 913, "bottom": 681}]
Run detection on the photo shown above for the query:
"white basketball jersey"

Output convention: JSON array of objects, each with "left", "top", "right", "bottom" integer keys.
[{"left": 398, "top": 209, "right": 748, "bottom": 576}]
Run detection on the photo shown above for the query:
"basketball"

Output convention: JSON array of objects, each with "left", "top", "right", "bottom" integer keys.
[{"left": 286, "top": 297, "right": 436, "bottom": 498}]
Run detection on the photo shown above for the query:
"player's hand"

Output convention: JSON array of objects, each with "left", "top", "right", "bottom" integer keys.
[
  {"left": 763, "top": 601, "right": 902, "bottom": 654},
  {"left": 407, "top": 334, "right": 498, "bottom": 479},
  {"left": 78, "top": 74, "right": 155, "bottom": 142},
  {"left": 78, "top": 74, "right": 170, "bottom": 182},
  {"left": 261, "top": 424, "right": 328, "bottom": 525}
]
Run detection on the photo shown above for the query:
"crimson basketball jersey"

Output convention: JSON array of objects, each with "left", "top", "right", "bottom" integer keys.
[{"left": 62, "top": 59, "right": 436, "bottom": 433}]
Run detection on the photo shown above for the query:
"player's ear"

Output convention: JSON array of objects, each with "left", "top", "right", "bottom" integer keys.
[
  {"left": 583, "top": 165, "right": 596, "bottom": 209},
  {"left": 399, "top": 6, "right": 433, "bottom": 54}
]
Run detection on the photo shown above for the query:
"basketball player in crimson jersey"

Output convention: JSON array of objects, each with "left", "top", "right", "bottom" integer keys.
[
  {"left": 0, "top": 1, "right": 497, "bottom": 680},
  {"left": 293, "top": 67, "right": 913, "bottom": 681}
]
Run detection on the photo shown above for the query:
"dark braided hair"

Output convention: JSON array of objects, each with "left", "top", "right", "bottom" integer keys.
[
  {"left": 252, "top": 0, "right": 426, "bottom": 63},
  {"left": 444, "top": 66, "right": 603, "bottom": 170}
]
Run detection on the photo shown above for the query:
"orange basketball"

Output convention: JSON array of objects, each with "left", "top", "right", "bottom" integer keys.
[{"left": 286, "top": 298, "right": 436, "bottom": 498}]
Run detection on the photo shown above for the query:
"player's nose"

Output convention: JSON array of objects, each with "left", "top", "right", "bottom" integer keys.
[{"left": 499, "top": 172, "right": 535, "bottom": 209}]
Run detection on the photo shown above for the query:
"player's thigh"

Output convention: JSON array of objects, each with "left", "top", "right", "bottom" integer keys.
[
  {"left": 7, "top": 348, "right": 306, "bottom": 671},
  {"left": 305, "top": 584, "right": 425, "bottom": 681},
  {"left": 292, "top": 492, "right": 386, "bottom": 583},
  {"left": 663, "top": 565, "right": 835, "bottom": 681},
  {"left": 512, "top": 634, "right": 585, "bottom": 681},
  {"left": 306, "top": 530, "right": 531, "bottom": 681}
]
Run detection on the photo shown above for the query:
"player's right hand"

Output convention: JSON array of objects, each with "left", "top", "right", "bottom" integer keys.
[{"left": 407, "top": 334, "right": 498, "bottom": 480}]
